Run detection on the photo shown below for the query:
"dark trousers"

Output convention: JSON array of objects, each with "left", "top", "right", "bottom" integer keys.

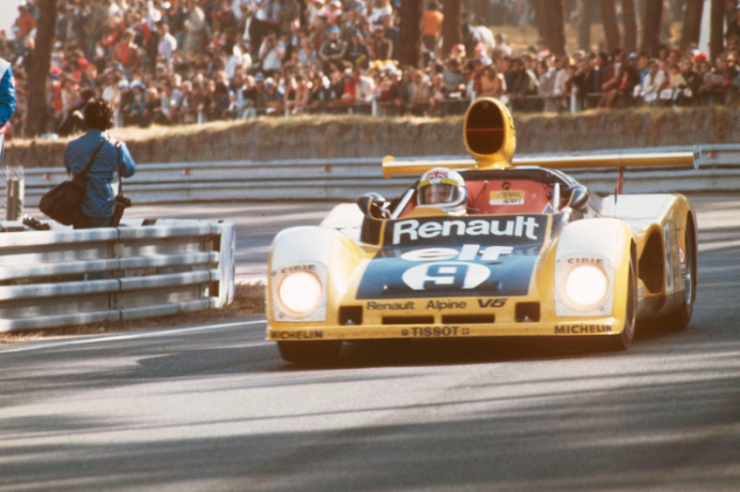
[{"left": 73, "top": 214, "right": 112, "bottom": 229}]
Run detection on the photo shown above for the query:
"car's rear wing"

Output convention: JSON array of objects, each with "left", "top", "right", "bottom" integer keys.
[
  {"left": 382, "top": 97, "right": 699, "bottom": 180},
  {"left": 382, "top": 152, "right": 695, "bottom": 180}
]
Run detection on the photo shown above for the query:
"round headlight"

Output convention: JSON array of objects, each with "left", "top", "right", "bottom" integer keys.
[
  {"left": 565, "top": 265, "right": 609, "bottom": 308},
  {"left": 278, "top": 271, "right": 322, "bottom": 316}
]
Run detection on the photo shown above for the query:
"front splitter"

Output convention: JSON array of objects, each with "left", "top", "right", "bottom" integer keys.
[{"left": 267, "top": 318, "right": 623, "bottom": 341}]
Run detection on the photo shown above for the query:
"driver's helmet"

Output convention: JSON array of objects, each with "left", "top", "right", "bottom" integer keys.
[{"left": 417, "top": 167, "right": 467, "bottom": 215}]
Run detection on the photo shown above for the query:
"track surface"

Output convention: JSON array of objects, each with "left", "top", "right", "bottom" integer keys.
[{"left": 3, "top": 196, "right": 740, "bottom": 491}]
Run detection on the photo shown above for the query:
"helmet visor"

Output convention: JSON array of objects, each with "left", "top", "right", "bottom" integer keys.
[{"left": 419, "top": 183, "right": 460, "bottom": 206}]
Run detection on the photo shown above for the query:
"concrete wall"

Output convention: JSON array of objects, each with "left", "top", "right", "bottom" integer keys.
[{"left": 4, "top": 107, "right": 737, "bottom": 167}]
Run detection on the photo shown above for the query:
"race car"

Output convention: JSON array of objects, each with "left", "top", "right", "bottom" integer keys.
[{"left": 266, "top": 97, "right": 698, "bottom": 364}]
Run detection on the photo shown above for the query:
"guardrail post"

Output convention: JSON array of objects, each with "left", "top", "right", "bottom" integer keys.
[{"left": 5, "top": 167, "right": 23, "bottom": 221}]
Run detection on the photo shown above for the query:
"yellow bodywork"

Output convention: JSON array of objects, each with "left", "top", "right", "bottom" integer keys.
[{"left": 267, "top": 98, "right": 696, "bottom": 343}]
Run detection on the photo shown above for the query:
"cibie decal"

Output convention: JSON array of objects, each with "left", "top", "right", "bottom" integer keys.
[
  {"left": 390, "top": 216, "right": 541, "bottom": 246},
  {"left": 402, "top": 262, "right": 490, "bottom": 291}
]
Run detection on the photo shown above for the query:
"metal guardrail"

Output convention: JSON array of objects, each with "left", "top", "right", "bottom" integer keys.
[
  {"left": 0, "top": 218, "right": 235, "bottom": 332},
  {"left": 17, "top": 145, "right": 740, "bottom": 206}
]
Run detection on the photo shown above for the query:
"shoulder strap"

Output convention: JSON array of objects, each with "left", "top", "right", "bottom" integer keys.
[
  {"left": 78, "top": 136, "right": 110, "bottom": 179},
  {"left": 116, "top": 142, "right": 123, "bottom": 197}
]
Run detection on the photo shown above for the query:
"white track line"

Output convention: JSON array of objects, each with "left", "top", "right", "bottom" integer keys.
[{"left": 0, "top": 319, "right": 267, "bottom": 355}]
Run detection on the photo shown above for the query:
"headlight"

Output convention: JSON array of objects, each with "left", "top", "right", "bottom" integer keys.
[
  {"left": 278, "top": 271, "right": 322, "bottom": 316},
  {"left": 565, "top": 265, "right": 609, "bottom": 308}
]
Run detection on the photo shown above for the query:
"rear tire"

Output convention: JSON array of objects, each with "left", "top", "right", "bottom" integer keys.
[
  {"left": 277, "top": 340, "right": 342, "bottom": 365},
  {"left": 601, "top": 257, "right": 637, "bottom": 351},
  {"left": 654, "top": 215, "right": 697, "bottom": 332}
]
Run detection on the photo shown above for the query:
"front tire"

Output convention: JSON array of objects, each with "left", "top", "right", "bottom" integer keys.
[
  {"left": 277, "top": 340, "right": 342, "bottom": 365},
  {"left": 601, "top": 256, "right": 638, "bottom": 351},
  {"left": 655, "top": 215, "right": 697, "bottom": 331}
]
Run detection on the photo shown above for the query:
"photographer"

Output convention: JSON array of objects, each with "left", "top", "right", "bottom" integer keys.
[
  {"left": 64, "top": 98, "right": 136, "bottom": 229},
  {"left": 258, "top": 30, "right": 285, "bottom": 76}
]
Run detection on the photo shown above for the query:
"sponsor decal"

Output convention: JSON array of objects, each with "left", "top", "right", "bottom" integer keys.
[
  {"left": 357, "top": 215, "right": 547, "bottom": 300},
  {"left": 402, "top": 261, "right": 490, "bottom": 291},
  {"left": 388, "top": 215, "right": 543, "bottom": 246},
  {"left": 490, "top": 190, "right": 524, "bottom": 205},
  {"left": 274, "top": 264, "right": 316, "bottom": 276},
  {"left": 401, "top": 326, "right": 470, "bottom": 337},
  {"left": 679, "top": 247, "right": 685, "bottom": 264},
  {"left": 554, "top": 324, "right": 612, "bottom": 335},
  {"left": 477, "top": 298, "right": 507, "bottom": 308},
  {"left": 426, "top": 300, "right": 467, "bottom": 310},
  {"left": 270, "top": 330, "right": 325, "bottom": 340},
  {"left": 567, "top": 258, "right": 604, "bottom": 266},
  {"left": 366, "top": 301, "right": 415, "bottom": 310}
]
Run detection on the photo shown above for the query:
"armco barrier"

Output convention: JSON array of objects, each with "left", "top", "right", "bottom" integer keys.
[
  {"left": 0, "top": 218, "right": 235, "bottom": 332},
  {"left": 17, "top": 145, "right": 740, "bottom": 206}
]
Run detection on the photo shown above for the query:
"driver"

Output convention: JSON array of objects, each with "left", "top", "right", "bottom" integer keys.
[{"left": 417, "top": 167, "right": 467, "bottom": 215}]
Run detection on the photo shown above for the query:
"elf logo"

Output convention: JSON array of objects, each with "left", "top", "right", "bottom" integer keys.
[{"left": 402, "top": 262, "right": 490, "bottom": 291}]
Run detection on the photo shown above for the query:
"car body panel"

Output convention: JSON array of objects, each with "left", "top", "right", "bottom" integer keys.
[{"left": 266, "top": 98, "right": 697, "bottom": 346}]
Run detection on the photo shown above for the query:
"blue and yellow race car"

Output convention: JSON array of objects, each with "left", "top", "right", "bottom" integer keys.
[{"left": 266, "top": 98, "right": 698, "bottom": 364}]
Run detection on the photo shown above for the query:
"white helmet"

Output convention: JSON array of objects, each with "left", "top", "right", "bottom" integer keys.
[{"left": 417, "top": 167, "right": 467, "bottom": 215}]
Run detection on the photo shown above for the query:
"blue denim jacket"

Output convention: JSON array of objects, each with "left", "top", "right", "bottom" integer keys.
[
  {"left": 0, "top": 60, "right": 16, "bottom": 163},
  {"left": 64, "top": 130, "right": 137, "bottom": 218}
]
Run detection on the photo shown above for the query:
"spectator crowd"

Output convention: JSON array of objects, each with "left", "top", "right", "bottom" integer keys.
[{"left": 1, "top": 0, "right": 740, "bottom": 138}]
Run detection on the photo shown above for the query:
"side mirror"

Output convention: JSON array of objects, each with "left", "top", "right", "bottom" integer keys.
[
  {"left": 357, "top": 195, "right": 374, "bottom": 215},
  {"left": 568, "top": 185, "right": 590, "bottom": 212},
  {"left": 357, "top": 193, "right": 388, "bottom": 219}
]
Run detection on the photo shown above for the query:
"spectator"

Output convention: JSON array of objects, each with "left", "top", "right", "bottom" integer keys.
[
  {"left": 382, "top": 15, "right": 399, "bottom": 60},
  {"left": 184, "top": 0, "right": 207, "bottom": 55},
  {"left": 370, "top": 26, "right": 392, "bottom": 61},
  {"left": 641, "top": 59, "right": 666, "bottom": 105},
  {"left": 157, "top": 79, "right": 184, "bottom": 124},
  {"left": 509, "top": 57, "right": 538, "bottom": 111},
  {"left": 479, "top": 65, "right": 505, "bottom": 99},
  {"left": 263, "top": 76, "right": 284, "bottom": 114},
  {"left": 63, "top": 98, "right": 136, "bottom": 229},
  {"left": 319, "top": 25, "right": 346, "bottom": 68},
  {"left": 344, "top": 30, "right": 371, "bottom": 68},
  {"left": 258, "top": 30, "right": 286, "bottom": 74},
  {"left": 159, "top": 23, "right": 178, "bottom": 66},
  {"left": 492, "top": 33, "right": 512, "bottom": 61},
  {"left": 111, "top": 29, "right": 140, "bottom": 80},
  {"left": 421, "top": 1, "right": 443, "bottom": 54},
  {"left": 409, "top": 69, "right": 431, "bottom": 115},
  {"left": 368, "top": 0, "right": 393, "bottom": 26},
  {"left": 443, "top": 57, "right": 465, "bottom": 92}
]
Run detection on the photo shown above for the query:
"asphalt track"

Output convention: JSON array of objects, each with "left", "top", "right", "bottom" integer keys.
[{"left": 2, "top": 195, "right": 740, "bottom": 491}]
